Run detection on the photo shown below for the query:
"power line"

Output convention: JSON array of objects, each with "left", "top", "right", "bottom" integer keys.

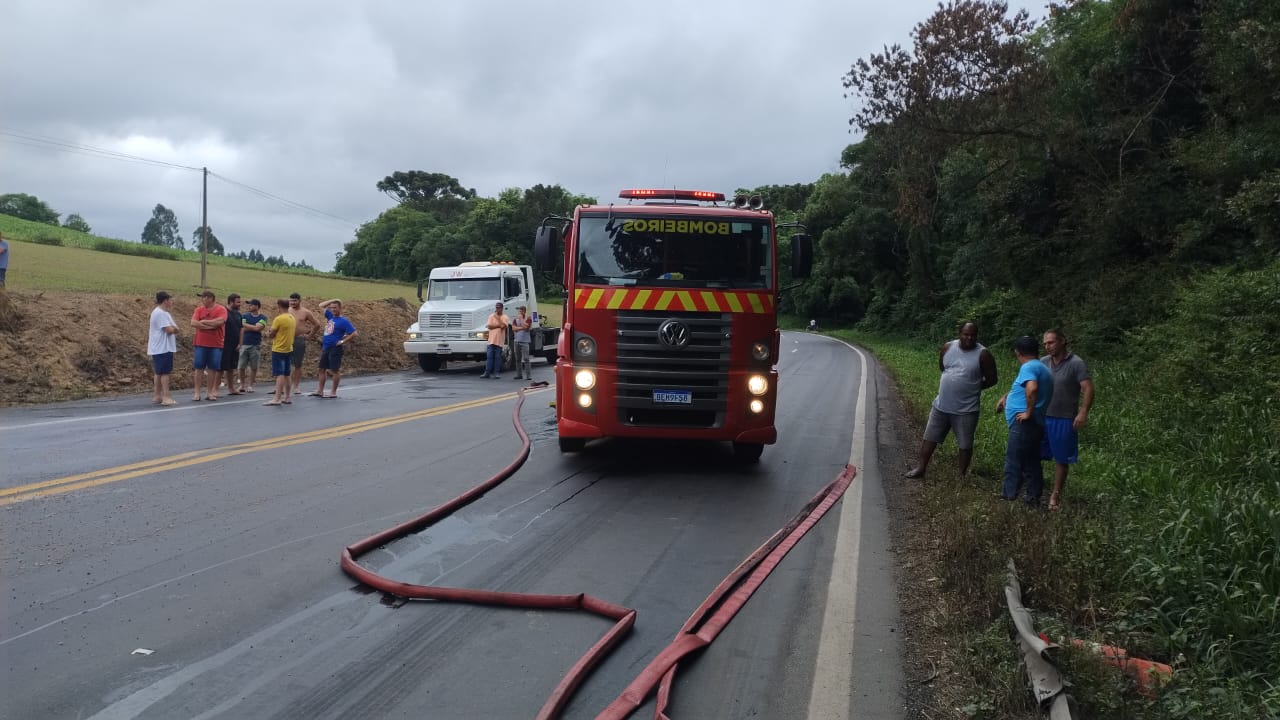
[
  {"left": 1, "top": 126, "right": 360, "bottom": 231},
  {"left": 0, "top": 128, "right": 204, "bottom": 172},
  {"left": 208, "top": 172, "right": 358, "bottom": 229}
]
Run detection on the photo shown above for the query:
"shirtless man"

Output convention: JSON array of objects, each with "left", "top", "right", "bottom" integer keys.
[{"left": 287, "top": 292, "right": 323, "bottom": 395}]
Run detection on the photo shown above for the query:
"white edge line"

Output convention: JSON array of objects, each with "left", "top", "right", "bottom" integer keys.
[
  {"left": 807, "top": 334, "right": 870, "bottom": 719},
  {"left": 0, "top": 377, "right": 418, "bottom": 430}
]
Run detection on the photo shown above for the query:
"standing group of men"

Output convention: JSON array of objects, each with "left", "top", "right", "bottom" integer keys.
[
  {"left": 905, "top": 321, "right": 1094, "bottom": 511},
  {"left": 147, "top": 291, "right": 357, "bottom": 407},
  {"left": 480, "top": 300, "right": 535, "bottom": 380}
]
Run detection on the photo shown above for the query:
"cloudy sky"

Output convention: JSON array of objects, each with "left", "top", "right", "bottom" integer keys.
[{"left": 2, "top": 0, "right": 951, "bottom": 271}]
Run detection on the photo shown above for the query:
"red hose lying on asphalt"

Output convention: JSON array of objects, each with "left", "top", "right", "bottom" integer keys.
[{"left": 340, "top": 389, "right": 857, "bottom": 719}]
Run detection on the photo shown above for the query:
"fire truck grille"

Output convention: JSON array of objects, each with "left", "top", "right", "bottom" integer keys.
[{"left": 614, "top": 311, "right": 730, "bottom": 429}]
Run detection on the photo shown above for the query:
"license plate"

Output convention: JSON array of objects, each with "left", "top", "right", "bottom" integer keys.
[
  {"left": 653, "top": 389, "right": 692, "bottom": 405},
  {"left": 436, "top": 344, "right": 452, "bottom": 355}
]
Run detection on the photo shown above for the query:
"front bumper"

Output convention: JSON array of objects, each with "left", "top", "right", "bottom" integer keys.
[{"left": 403, "top": 339, "right": 489, "bottom": 357}]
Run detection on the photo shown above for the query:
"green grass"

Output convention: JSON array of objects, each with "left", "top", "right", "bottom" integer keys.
[
  {"left": 840, "top": 329, "right": 1279, "bottom": 719},
  {"left": 0, "top": 214, "right": 419, "bottom": 302},
  {"left": 1, "top": 213, "right": 568, "bottom": 325}
]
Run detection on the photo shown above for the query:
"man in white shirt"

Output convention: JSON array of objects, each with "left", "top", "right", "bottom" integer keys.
[{"left": 149, "top": 291, "right": 180, "bottom": 405}]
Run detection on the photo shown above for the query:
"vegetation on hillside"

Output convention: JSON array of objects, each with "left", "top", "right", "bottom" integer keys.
[{"left": 810, "top": 1, "right": 1277, "bottom": 716}]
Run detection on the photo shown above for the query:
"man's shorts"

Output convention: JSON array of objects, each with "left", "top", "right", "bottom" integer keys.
[
  {"left": 318, "top": 344, "right": 345, "bottom": 372},
  {"left": 151, "top": 352, "right": 174, "bottom": 376},
  {"left": 220, "top": 345, "right": 239, "bottom": 372},
  {"left": 193, "top": 346, "right": 223, "bottom": 370},
  {"left": 239, "top": 344, "right": 261, "bottom": 370},
  {"left": 1040, "top": 416, "right": 1079, "bottom": 464},
  {"left": 271, "top": 351, "right": 292, "bottom": 378},
  {"left": 922, "top": 407, "right": 979, "bottom": 450},
  {"left": 290, "top": 337, "right": 307, "bottom": 367}
]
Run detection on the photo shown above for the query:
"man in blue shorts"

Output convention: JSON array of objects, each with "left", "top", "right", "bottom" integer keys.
[{"left": 1040, "top": 329, "right": 1094, "bottom": 511}]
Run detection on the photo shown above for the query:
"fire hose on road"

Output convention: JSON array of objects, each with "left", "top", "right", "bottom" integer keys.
[{"left": 340, "top": 389, "right": 857, "bottom": 719}]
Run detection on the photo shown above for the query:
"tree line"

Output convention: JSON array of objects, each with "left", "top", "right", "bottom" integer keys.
[
  {"left": 1, "top": 193, "right": 92, "bottom": 233},
  {"left": 334, "top": 171, "right": 594, "bottom": 289}
]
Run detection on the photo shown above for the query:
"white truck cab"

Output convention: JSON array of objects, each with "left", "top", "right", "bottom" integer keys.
[{"left": 404, "top": 262, "right": 560, "bottom": 372}]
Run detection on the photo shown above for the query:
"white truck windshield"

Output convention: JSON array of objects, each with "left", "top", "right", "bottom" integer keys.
[{"left": 426, "top": 278, "right": 501, "bottom": 301}]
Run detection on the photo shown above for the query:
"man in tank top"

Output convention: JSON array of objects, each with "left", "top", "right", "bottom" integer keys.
[{"left": 905, "top": 321, "right": 999, "bottom": 479}]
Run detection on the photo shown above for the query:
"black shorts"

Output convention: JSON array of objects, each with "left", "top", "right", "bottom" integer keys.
[
  {"left": 221, "top": 345, "right": 239, "bottom": 371},
  {"left": 319, "top": 344, "right": 344, "bottom": 372}
]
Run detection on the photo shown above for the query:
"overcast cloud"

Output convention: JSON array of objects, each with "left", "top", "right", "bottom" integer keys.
[{"left": 2, "top": 0, "right": 945, "bottom": 271}]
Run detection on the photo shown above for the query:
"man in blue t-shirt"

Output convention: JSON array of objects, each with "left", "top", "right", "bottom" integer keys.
[
  {"left": 0, "top": 230, "right": 9, "bottom": 287},
  {"left": 312, "top": 299, "right": 357, "bottom": 398},
  {"left": 995, "top": 335, "right": 1054, "bottom": 505},
  {"left": 237, "top": 299, "right": 269, "bottom": 392}
]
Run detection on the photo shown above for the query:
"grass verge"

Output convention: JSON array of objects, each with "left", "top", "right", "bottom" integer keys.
[{"left": 841, "top": 329, "right": 1278, "bottom": 719}]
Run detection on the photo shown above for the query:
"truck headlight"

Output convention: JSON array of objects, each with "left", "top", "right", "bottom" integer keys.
[
  {"left": 747, "top": 375, "right": 768, "bottom": 396},
  {"left": 574, "top": 333, "right": 596, "bottom": 359},
  {"left": 751, "top": 341, "right": 770, "bottom": 361},
  {"left": 578, "top": 393, "right": 594, "bottom": 409},
  {"left": 749, "top": 399, "right": 766, "bottom": 414},
  {"left": 409, "top": 332, "right": 420, "bottom": 339},
  {"left": 474, "top": 331, "right": 488, "bottom": 340},
  {"left": 574, "top": 369, "right": 596, "bottom": 390}
]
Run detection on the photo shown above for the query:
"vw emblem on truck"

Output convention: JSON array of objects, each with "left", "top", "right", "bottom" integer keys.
[{"left": 657, "top": 319, "right": 690, "bottom": 349}]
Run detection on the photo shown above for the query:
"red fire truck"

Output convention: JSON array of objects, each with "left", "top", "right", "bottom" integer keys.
[{"left": 534, "top": 188, "right": 812, "bottom": 462}]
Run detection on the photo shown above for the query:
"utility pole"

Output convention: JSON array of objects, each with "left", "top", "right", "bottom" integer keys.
[{"left": 200, "top": 167, "right": 209, "bottom": 290}]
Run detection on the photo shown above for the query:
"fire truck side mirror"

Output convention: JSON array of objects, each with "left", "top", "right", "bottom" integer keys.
[
  {"left": 416, "top": 280, "right": 424, "bottom": 302},
  {"left": 791, "top": 233, "right": 814, "bottom": 279},
  {"left": 534, "top": 225, "right": 560, "bottom": 273}
]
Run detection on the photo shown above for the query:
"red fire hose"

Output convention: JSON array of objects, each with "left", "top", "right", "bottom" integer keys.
[{"left": 340, "top": 390, "right": 856, "bottom": 719}]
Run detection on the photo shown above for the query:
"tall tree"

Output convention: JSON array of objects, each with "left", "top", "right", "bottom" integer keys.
[
  {"left": 0, "top": 193, "right": 60, "bottom": 225},
  {"left": 377, "top": 171, "right": 477, "bottom": 221},
  {"left": 191, "top": 225, "right": 224, "bottom": 255},
  {"left": 141, "top": 204, "right": 184, "bottom": 249},
  {"left": 62, "top": 213, "right": 92, "bottom": 233}
]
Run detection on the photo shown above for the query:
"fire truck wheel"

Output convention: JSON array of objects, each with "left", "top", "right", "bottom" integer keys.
[
  {"left": 732, "top": 442, "right": 764, "bottom": 463},
  {"left": 558, "top": 437, "right": 587, "bottom": 453},
  {"left": 417, "top": 355, "right": 442, "bottom": 372}
]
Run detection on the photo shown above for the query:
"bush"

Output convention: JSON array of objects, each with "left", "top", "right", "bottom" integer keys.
[
  {"left": 31, "top": 234, "right": 64, "bottom": 246},
  {"left": 91, "top": 239, "right": 179, "bottom": 261}
]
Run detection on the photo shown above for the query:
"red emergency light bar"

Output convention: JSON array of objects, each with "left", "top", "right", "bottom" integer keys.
[{"left": 619, "top": 189, "right": 725, "bottom": 202}]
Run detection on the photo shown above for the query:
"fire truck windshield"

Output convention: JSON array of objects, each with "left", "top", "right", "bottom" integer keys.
[
  {"left": 575, "top": 215, "right": 772, "bottom": 289},
  {"left": 426, "top": 277, "right": 501, "bottom": 301}
]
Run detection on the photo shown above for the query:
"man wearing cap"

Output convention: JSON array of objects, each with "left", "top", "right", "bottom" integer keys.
[
  {"left": 238, "top": 299, "right": 268, "bottom": 392},
  {"left": 191, "top": 290, "right": 228, "bottom": 401},
  {"left": 480, "top": 301, "right": 509, "bottom": 378},
  {"left": 512, "top": 304, "right": 532, "bottom": 381},
  {"left": 148, "top": 291, "right": 179, "bottom": 405}
]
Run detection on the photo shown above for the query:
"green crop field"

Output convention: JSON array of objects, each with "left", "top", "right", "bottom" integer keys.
[
  {"left": 1, "top": 214, "right": 414, "bottom": 302},
  {"left": 0, "top": 214, "right": 565, "bottom": 324}
]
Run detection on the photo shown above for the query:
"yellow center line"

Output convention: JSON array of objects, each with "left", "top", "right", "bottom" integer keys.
[{"left": 1, "top": 390, "right": 537, "bottom": 507}]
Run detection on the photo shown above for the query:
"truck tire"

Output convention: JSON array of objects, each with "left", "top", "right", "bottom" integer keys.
[
  {"left": 501, "top": 343, "right": 514, "bottom": 371},
  {"left": 544, "top": 348, "right": 558, "bottom": 364},
  {"left": 558, "top": 437, "right": 586, "bottom": 453},
  {"left": 417, "top": 354, "right": 442, "bottom": 372},
  {"left": 732, "top": 442, "right": 764, "bottom": 463}
]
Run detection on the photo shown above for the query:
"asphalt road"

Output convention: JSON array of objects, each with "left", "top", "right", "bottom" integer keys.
[{"left": 0, "top": 332, "right": 904, "bottom": 719}]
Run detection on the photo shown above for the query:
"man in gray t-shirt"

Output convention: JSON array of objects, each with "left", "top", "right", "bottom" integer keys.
[
  {"left": 905, "top": 321, "right": 998, "bottom": 479},
  {"left": 1039, "top": 329, "right": 1095, "bottom": 510}
]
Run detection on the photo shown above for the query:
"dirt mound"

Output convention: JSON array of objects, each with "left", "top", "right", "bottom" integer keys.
[{"left": 0, "top": 291, "right": 417, "bottom": 406}]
